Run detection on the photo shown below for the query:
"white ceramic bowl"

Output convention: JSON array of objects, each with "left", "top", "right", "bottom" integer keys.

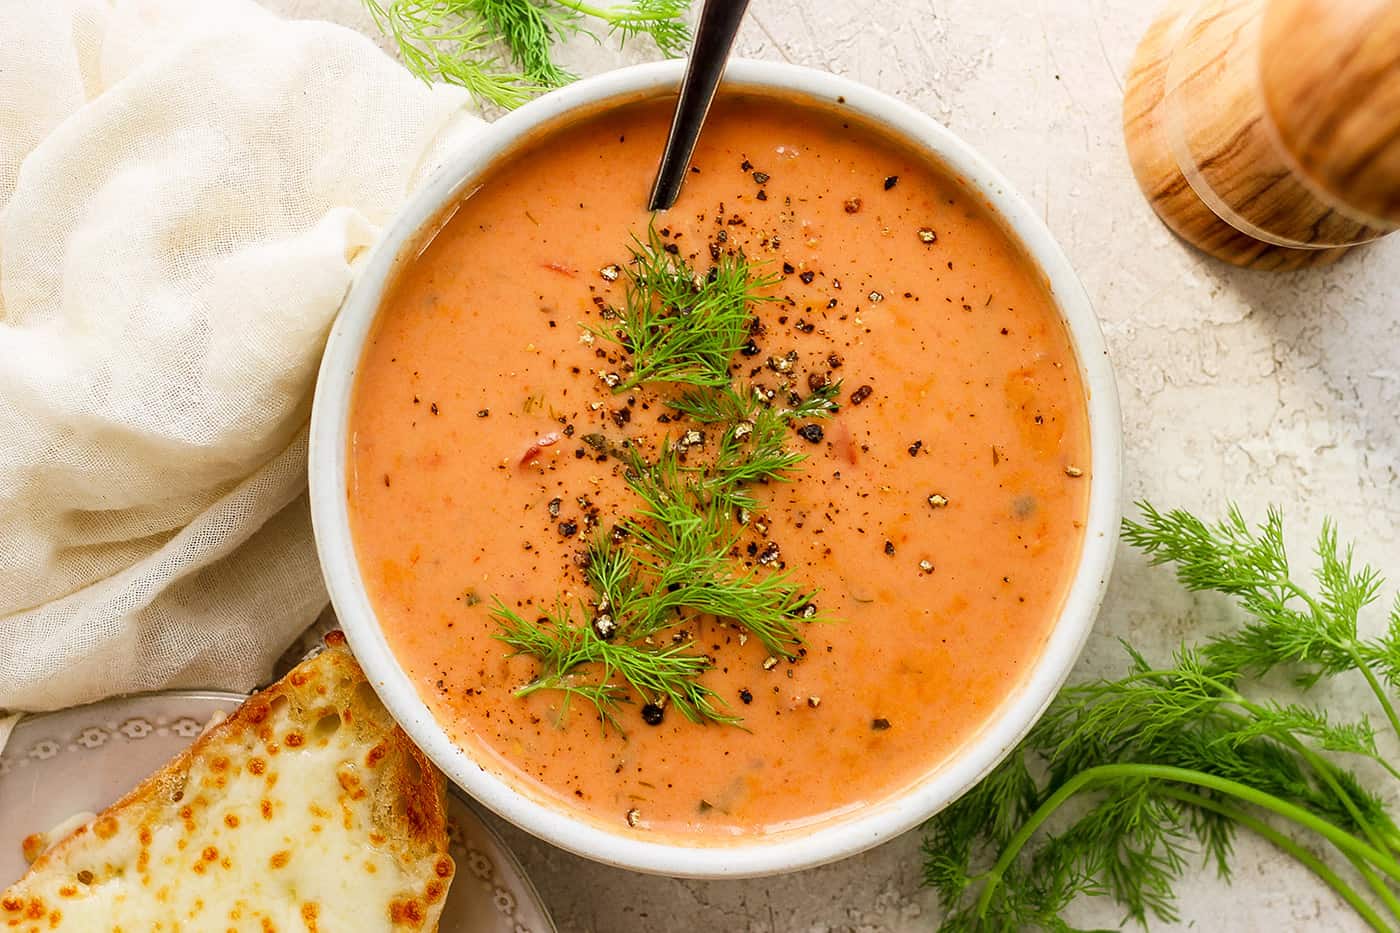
[{"left": 309, "top": 59, "right": 1122, "bottom": 879}]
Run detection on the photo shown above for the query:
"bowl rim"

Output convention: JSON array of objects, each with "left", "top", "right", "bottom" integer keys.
[{"left": 309, "top": 57, "right": 1123, "bottom": 879}]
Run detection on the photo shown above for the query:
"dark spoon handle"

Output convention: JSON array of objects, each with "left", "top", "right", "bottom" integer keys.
[{"left": 647, "top": 0, "right": 752, "bottom": 212}]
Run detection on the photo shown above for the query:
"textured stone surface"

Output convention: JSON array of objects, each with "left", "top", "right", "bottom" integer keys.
[{"left": 272, "top": 1, "right": 1398, "bottom": 929}]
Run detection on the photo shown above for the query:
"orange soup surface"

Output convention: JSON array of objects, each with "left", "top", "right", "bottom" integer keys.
[{"left": 348, "top": 95, "right": 1091, "bottom": 840}]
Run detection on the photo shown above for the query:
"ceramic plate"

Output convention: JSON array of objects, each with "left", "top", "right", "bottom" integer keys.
[{"left": 0, "top": 691, "right": 555, "bottom": 933}]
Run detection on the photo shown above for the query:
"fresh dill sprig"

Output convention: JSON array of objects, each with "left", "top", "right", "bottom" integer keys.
[
  {"left": 671, "top": 381, "right": 841, "bottom": 510},
  {"left": 574, "top": 0, "right": 690, "bottom": 56},
  {"left": 363, "top": 0, "right": 544, "bottom": 108},
  {"left": 493, "top": 227, "right": 839, "bottom": 734},
  {"left": 468, "top": 0, "right": 577, "bottom": 88},
  {"left": 363, "top": 0, "right": 691, "bottom": 109},
  {"left": 927, "top": 503, "right": 1400, "bottom": 932},
  {"left": 595, "top": 228, "right": 780, "bottom": 391},
  {"left": 494, "top": 599, "right": 736, "bottom": 732},
  {"left": 617, "top": 447, "right": 819, "bottom": 657}
]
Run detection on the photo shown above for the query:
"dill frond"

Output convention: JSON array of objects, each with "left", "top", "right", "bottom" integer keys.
[
  {"left": 597, "top": 228, "right": 779, "bottom": 390},
  {"left": 927, "top": 504, "right": 1400, "bottom": 932},
  {"left": 559, "top": 0, "right": 691, "bottom": 56},
  {"left": 494, "top": 600, "right": 736, "bottom": 731},
  {"left": 363, "top": 0, "right": 692, "bottom": 108},
  {"left": 364, "top": 0, "right": 544, "bottom": 108},
  {"left": 491, "top": 224, "right": 839, "bottom": 733}
]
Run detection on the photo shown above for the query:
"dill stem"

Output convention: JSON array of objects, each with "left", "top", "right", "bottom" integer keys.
[
  {"left": 1348, "top": 643, "right": 1400, "bottom": 756},
  {"left": 1126, "top": 664, "right": 1400, "bottom": 788},
  {"left": 972, "top": 764, "right": 1400, "bottom": 921},
  {"left": 552, "top": 0, "right": 663, "bottom": 22},
  {"left": 1208, "top": 685, "right": 1400, "bottom": 861},
  {"left": 1156, "top": 787, "right": 1393, "bottom": 932},
  {"left": 1287, "top": 581, "right": 1400, "bottom": 751},
  {"left": 1288, "top": 734, "right": 1400, "bottom": 864},
  {"left": 1266, "top": 717, "right": 1400, "bottom": 920}
]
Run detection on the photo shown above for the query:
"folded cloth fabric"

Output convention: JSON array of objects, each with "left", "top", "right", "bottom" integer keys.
[{"left": 0, "top": 0, "right": 479, "bottom": 710}]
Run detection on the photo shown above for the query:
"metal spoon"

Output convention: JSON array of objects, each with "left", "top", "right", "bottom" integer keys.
[{"left": 647, "top": 0, "right": 752, "bottom": 212}]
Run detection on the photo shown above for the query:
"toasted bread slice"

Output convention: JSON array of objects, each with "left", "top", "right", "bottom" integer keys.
[{"left": 1, "top": 633, "right": 455, "bottom": 931}]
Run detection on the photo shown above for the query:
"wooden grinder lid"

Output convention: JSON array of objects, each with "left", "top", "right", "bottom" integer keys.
[{"left": 1261, "top": 0, "right": 1400, "bottom": 226}]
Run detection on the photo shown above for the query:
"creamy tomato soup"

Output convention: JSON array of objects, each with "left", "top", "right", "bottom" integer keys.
[{"left": 348, "top": 94, "right": 1090, "bottom": 839}]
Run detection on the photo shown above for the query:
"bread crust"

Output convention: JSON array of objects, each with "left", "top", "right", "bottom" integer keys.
[{"left": 2, "top": 633, "right": 455, "bottom": 932}]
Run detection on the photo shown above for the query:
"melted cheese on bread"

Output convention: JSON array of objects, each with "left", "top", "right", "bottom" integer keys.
[{"left": 2, "top": 635, "right": 454, "bottom": 932}]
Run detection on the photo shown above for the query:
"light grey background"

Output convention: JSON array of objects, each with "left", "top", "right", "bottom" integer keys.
[{"left": 270, "top": 1, "right": 1399, "bottom": 929}]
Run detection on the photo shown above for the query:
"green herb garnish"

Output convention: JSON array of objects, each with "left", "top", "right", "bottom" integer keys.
[
  {"left": 493, "top": 231, "right": 837, "bottom": 733},
  {"left": 364, "top": 0, "right": 691, "bottom": 109},
  {"left": 927, "top": 504, "right": 1400, "bottom": 931},
  {"left": 594, "top": 227, "right": 781, "bottom": 391}
]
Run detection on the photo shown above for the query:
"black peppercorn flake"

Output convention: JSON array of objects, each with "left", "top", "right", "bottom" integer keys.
[
  {"left": 757, "top": 541, "right": 781, "bottom": 565},
  {"left": 756, "top": 190, "right": 768, "bottom": 201},
  {"left": 547, "top": 498, "right": 562, "bottom": 517},
  {"left": 739, "top": 688, "right": 754, "bottom": 705},
  {"left": 782, "top": 262, "right": 795, "bottom": 274},
  {"left": 883, "top": 175, "right": 899, "bottom": 190},
  {"left": 827, "top": 353, "right": 844, "bottom": 369},
  {"left": 872, "top": 717, "right": 892, "bottom": 731},
  {"left": 796, "top": 423, "right": 825, "bottom": 444},
  {"left": 908, "top": 440, "right": 923, "bottom": 456},
  {"left": 558, "top": 520, "right": 578, "bottom": 538},
  {"left": 740, "top": 338, "right": 761, "bottom": 357},
  {"left": 740, "top": 159, "right": 753, "bottom": 171},
  {"left": 799, "top": 270, "right": 815, "bottom": 284},
  {"left": 884, "top": 540, "right": 895, "bottom": 556},
  {"left": 752, "top": 171, "right": 770, "bottom": 184},
  {"left": 641, "top": 703, "right": 665, "bottom": 726},
  {"left": 850, "top": 384, "right": 873, "bottom": 405},
  {"left": 611, "top": 407, "right": 632, "bottom": 428},
  {"left": 807, "top": 371, "right": 830, "bottom": 391},
  {"left": 766, "top": 351, "right": 796, "bottom": 374}
]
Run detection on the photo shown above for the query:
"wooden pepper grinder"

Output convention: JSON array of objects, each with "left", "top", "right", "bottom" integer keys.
[{"left": 1124, "top": 0, "right": 1400, "bottom": 269}]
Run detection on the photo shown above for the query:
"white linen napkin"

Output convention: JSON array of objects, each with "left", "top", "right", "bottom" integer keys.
[{"left": 0, "top": 0, "right": 481, "bottom": 712}]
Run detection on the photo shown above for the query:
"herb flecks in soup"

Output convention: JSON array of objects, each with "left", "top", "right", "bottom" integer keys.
[{"left": 348, "top": 96, "right": 1091, "bottom": 838}]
